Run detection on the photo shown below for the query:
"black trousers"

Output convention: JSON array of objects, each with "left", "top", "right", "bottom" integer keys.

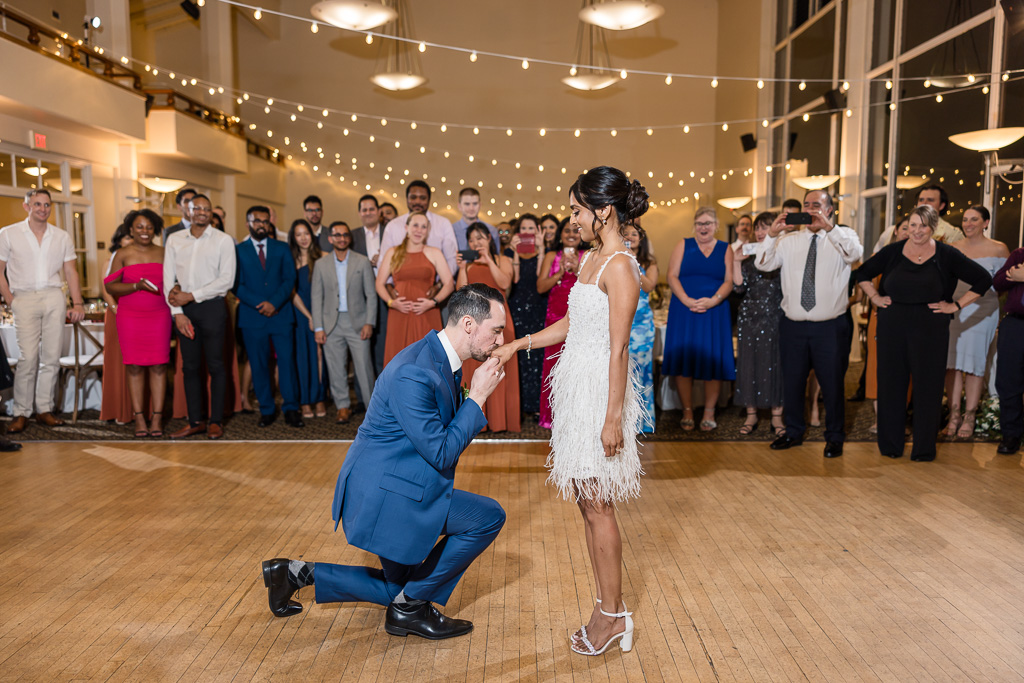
[
  {"left": 996, "top": 315, "right": 1024, "bottom": 441},
  {"left": 177, "top": 297, "right": 228, "bottom": 426},
  {"left": 780, "top": 315, "right": 849, "bottom": 442},
  {"left": 875, "top": 303, "right": 949, "bottom": 458}
]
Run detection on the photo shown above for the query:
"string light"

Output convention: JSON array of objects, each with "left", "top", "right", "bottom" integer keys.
[
  {"left": 711, "top": 78, "right": 718, "bottom": 88},
  {"left": 418, "top": 41, "right": 426, "bottom": 52},
  {"left": 665, "top": 75, "right": 672, "bottom": 85},
  {"left": 757, "top": 80, "right": 764, "bottom": 89},
  {"left": 253, "top": 8, "right": 261, "bottom": 20},
  {"left": 310, "top": 21, "right": 318, "bottom": 33},
  {"left": 522, "top": 59, "right": 529, "bottom": 69},
  {"left": 470, "top": 52, "right": 477, "bottom": 62}
]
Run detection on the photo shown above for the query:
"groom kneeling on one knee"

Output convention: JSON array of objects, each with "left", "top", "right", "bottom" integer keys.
[{"left": 263, "top": 283, "right": 509, "bottom": 639}]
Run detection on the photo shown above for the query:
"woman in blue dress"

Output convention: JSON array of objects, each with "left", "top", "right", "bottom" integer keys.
[
  {"left": 288, "top": 219, "right": 327, "bottom": 419},
  {"left": 662, "top": 207, "right": 736, "bottom": 431},
  {"left": 624, "top": 222, "right": 657, "bottom": 432}
]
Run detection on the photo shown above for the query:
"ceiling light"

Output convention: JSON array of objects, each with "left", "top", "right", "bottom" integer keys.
[
  {"left": 21, "top": 167, "right": 48, "bottom": 177},
  {"left": 717, "top": 196, "right": 751, "bottom": 210},
  {"left": 948, "top": 127, "right": 1024, "bottom": 152},
  {"left": 562, "top": 73, "right": 619, "bottom": 91},
  {"left": 792, "top": 175, "right": 840, "bottom": 190},
  {"left": 370, "top": 72, "right": 426, "bottom": 91},
  {"left": 579, "top": 1, "right": 665, "bottom": 30},
  {"left": 310, "top": 0, "right": 396, "bottom": 31},
  {"left": 138, "top": 177, "right": 187, "bottom": 193}
]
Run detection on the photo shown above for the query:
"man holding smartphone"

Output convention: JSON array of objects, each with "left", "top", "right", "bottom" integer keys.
[{"left": 757, "top": 190, "right": 863, "bottom": 458}]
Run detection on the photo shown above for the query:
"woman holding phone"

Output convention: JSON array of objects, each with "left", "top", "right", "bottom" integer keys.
[
  {"left": 103, "top": 209, "right": 172, "bottom": 437},
  {"left": 507, "top": 214, "right": 547, "bottom": 416}
]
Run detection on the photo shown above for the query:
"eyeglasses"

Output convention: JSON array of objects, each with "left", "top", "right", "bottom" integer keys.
[
  {"left": 330, "top": 233, "right": 351, "bottom": 239},
  {"left": 304, "top": 207, "right": 323, "bottom": 213},
  {"left": 498, "top": 230, "right": 510, "bottom": 235},
  {"left": 694, "top": 220, "right": 716, "bottom": 228}
]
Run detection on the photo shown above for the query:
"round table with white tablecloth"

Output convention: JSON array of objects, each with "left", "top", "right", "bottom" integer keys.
[{"left": 0, "top": 322, "right": 105, "bottom": 415}]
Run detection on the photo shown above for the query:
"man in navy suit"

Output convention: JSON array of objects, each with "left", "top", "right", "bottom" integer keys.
[
  {"left": 262, "top": 284, "right": 509, "bottom": 639},
  {"left": 234, "top": 205, "right": 303, "bottom": 428}
]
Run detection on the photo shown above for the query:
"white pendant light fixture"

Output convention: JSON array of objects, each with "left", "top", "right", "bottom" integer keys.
[
  {"left": 579, "top": 1, "right": 665, "bottom": 31},
  {"left": 948, "top": 127, "right": 1024, "bottom": 152},
  {"left": 563, "top": 4, "right": 620, "bottom": 92},
  {"left": 370, "top": 0, "right": 426, "bottom": 92},
  {"left": 717, "top": 196, "right": 752, "bottom": 210},
  {"left": 310, "top": 0, "right": 397, "bottom": 31},
  {"left": 791, "top": 174, "right": 840, "bottom": 190},
  {"left": 138, "top": 177, "right": 188, "bottom": 193}
]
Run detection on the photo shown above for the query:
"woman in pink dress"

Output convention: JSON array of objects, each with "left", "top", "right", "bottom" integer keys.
[
  {"left": 103, "top": 209, "right": 172, "bottom": 437},
  {"left": 536, "top": 218, "right": 586, "bottom": 428}
]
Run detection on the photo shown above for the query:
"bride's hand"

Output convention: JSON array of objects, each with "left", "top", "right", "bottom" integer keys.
[
  {"left": 489, "top": 341, "right": 518, "bottom": 368},
  {"left": 601, "top": 420, "right": 624, "bottom": 458}
]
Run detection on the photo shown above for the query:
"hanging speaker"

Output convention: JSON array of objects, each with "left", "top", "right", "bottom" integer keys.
[
  {"left": 823, "top": 88, "right": 846, "bottom": 111},
  {"left": 740, "top": 134, "right": 757, "bottom": 153}
]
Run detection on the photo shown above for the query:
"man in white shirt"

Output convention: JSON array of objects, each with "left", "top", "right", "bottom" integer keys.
[
  {"left": 162, "top": 187, "right": 196, "bottom": 244},
  {"left": 0, "top": 189, "right": 86, "bottom": 435},
  {"left": 452, "top": 188, "right": 499, "bottom": 251},
  {"left": 351, "top": 195, "right": 388, "bottom": 375},
  {"left": 379, "top": 180, "right": 458, "bottom": 277},
  {"left": 164, "top": 194, "right": 237, "bottom": 440},
  {"left": 729, "top": 213, "right": 753, "bottom": 253},
  {"left": 757, "top": 190, "right": 863, "bottom": 458}
]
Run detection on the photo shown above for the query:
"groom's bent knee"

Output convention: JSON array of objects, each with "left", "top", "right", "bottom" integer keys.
[{"left": 481, "top": 497, "right": 506, "bottom": 536}]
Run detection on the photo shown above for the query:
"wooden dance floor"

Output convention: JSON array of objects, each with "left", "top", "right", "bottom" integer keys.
[{"left": 3, "top": 439, "right": 1024, "bottom": 681}]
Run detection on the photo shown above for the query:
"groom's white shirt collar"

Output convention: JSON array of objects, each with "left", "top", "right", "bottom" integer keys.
[{"left": 437, "top": 330, "right": 462, "bottom": 373}]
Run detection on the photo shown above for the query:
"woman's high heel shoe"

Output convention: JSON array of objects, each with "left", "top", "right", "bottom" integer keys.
[
  {"left": 571, "top": 606, "right": 634, "bottom": 655},
  {"left": 572, "top": 598, "right": 600, "bottom": 644}
]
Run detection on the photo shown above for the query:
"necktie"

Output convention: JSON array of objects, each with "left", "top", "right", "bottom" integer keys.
[
  {"left": 258, "top": 243, "right": 266, "bottom": 269},
  {"left": 800, "top": 234, "right": 817, "bottom": 312},
  {"left": 453, "top": 368, "right": 463, "bottom": 405}
]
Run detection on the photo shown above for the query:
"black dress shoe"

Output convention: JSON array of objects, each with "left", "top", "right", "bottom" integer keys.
[
  {"left": 911, "top": 453, "right": 936, "bottom": 462},
  {"left": 384, "top": 601, "right": 473, "bottom": 640},
  {"left": 258, "top": 412, "right": 277, "bottom": 427},
  {"left": 998, "top": 437, "right": 1021, "bottom": 455},
  {"left": 0, "top": 438, "right": 21, "bottom": 452},
  {"left": 823, "top": 441, "right": 843, "bottom": 458},
  {"left": 262, "top": 558, "right": 302, "bottom": 617},
  {"left": 881, "top": 451, "right": 903, "bottom": 459},
  {"left": 284, "top": 410, "right": 305, "bottom": 428},
  {"left": 770, "top": 434, "right": 803, "bottom": 450}
]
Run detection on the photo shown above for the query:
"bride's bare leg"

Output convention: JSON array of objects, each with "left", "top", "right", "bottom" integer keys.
[
  {"left": 576, "top": 497, "right": 626, "bottom": 650},
  {"left": 574, "top": 492, "right": 603, "bottom": 642}
]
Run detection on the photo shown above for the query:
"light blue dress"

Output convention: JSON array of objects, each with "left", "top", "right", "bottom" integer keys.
[
  {"left": 947, "top": 256, "right": 1003, "bottom": 376},
  {"left": 629, "top": 289, "right": 655, "bottom": 432}
]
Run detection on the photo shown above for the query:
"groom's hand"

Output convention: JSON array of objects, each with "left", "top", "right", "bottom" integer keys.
[{"left": 468, "top": 357, "right": 505, "bottom": 406}]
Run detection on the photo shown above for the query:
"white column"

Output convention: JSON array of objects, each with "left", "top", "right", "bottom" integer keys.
[
  {"left": 202, "top": 0, "right": 236, "bottom": 113},
  {"left": 86, "top": 0, "right": 131, "bottom": 59}
]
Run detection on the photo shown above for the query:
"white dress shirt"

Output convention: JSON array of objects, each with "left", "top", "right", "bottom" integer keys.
[
  {"left": 0, "top": 220, "right": 76, "bottom": 292},
  {"left": 756, "top": 226, "right": 863, "bottom": 321},
  {"left": 380, "top": 211, "right": 458, "bottom": 276},
  {"left": 363, "top": 224, "right": 382, "bottom": 273},
  {"left": 437, "top": 329, "right": 462, "bottom": 373},
  {"left": 163, "top": 225, "right": 237, "bottom": 315}
]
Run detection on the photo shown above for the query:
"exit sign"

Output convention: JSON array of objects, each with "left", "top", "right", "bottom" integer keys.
[{"left": 29, "top": 131, "right": 47, "bottom": 150}]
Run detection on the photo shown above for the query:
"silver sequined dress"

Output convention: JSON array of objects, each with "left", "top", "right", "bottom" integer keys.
[{"left": 734, "top": 256, "right": 784, "bottom": 408}]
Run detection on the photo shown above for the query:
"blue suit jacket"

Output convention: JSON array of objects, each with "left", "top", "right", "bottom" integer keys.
[
  {"left": 233, "top": 238, "right": 297, "bottom": 330},
  {"left": 332, "top": 331, "right": 488, "bottom": 566}
]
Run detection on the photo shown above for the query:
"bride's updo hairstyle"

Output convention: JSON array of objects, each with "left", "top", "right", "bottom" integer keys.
[{"left": 569, "top": 166, "right": 650, "bottom": 247}]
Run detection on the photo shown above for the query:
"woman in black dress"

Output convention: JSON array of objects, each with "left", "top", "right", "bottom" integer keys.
[
  {"left": 855, "top": 205, "right": 992, "bottom": 461},
  {"left": 732, "top": 211, "right": 785, "bottom": 436},
  {"left": 507, "top": 214, "right": 547, "bottom": 416}
]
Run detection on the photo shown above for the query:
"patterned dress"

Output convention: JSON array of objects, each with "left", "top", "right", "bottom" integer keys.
[
  {"left": 629, "top": 288, "right": 655, "bottom": 432},
  {"left": 507, "top": 254, "right": 546, "bottom": 414},
  {"left": 733, "top": 257, "right": 784, "bottom": 408}
]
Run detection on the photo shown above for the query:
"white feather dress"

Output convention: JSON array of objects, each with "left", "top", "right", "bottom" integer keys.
[{"left": 547, "top": 250, "right": 647, "bottom": 503}]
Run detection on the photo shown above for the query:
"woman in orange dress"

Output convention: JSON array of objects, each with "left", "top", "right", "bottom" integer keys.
[
  {"left": 377, "top": 211, "right": 455, "bottom": 365},
  {"left": 456, "top": 222, "right": 520, "bottom": 432},
  {"left": 99, "top": 220, "right": 135, "bottom": 426}
]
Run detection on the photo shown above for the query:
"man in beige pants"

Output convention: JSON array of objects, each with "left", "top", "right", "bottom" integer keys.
[{"left": 0, "top": 189, "right": 86, "bottom": 433}]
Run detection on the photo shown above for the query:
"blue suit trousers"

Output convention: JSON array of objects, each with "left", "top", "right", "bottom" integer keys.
[
  {"left": 243, "top": 326, "right": 299, "bottom": 414},
  {"left": 314, "top": 489, "right": 505, "bottom": 607}
]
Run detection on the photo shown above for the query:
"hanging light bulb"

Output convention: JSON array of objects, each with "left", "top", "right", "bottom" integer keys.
[
  {"left": 470, "top": 51, "right": 477, "bottom": 62},
  {"left": 665, "top": 75, "right": 673, "bottom": 85}
]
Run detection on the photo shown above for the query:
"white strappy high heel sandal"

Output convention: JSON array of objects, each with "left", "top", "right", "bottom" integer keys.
[
  {"left": 571, "top": 605, "right": 634, "bottom": 655},
  {"left": 573, "top": 598, "right": 600, "bottom": 645}
]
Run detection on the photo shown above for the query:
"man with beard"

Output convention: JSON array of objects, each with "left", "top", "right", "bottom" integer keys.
[
  {"left": 379, "top": 180, "right": 458, "bottom": 276},
  {"left": 262, "top": 284, "right": 508, "bottom": 640},
  {"left": 233, "top": 205, "right": 302, "bottom": 428},
  {"left": 165, "top": 194, "right": 237, "bottom": 439}
]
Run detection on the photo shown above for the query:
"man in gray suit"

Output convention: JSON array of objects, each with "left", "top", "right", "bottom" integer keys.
[{"left": 313, "top": 221, "right": 377, "bottom": 424}]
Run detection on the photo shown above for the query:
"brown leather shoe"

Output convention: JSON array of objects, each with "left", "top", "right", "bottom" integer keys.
[
  {"left": 336, "top": 408, "right": 352, "bottom": 424},
  {"left": 7, "top": 416, "right": 28, "bottom": 434},
  {"left": 36, "top": 412, "right": 64, "bottom": 427},
  {"left": 170, "top": 422, "right": 207, "bottom": 439},
  {"left": 208, "top": 423, "right": 224, "bottom": 440}
]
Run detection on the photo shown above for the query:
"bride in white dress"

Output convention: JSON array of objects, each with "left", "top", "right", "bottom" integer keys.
[{"left": 493, "top": 166, "right": 649, "bottom": 656}]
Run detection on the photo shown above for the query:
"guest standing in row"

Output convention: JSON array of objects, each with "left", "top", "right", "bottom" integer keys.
[
  {"left": 856, "top": 205, "right": 991, "bottom": 461},
  {"left": 104, "top": 209, "right": 171, "bottom": 437},
  {"left": 662, "top": 207, "right": 735, "bottom": 431},
  {"left": 165, "top": 194, "right": 236, "bottom": 440},
  {"left": 506, "top": 216, "right": 547, "bottom": 416},
  {"left": 537, "top": 217, "right": 584, "bottom": 429},
  {"left": 732, "top": 212, "right": 785, "bottom": 436},
  {"left": 943, "top": 206, "right": 1008, "bottom": 438},
  {"left": 994, "top": 246, "right": 1024, "bottom": 455},
  {"left": 456, "top": 222, "right": 520, "bottom": 432},
  {"left": 351, "top": 194, "right": 388, "bottom": 375},
  {"left": 0, "top": 189, "right": 86, "bottom": 434},
  {"left": 313, "top": 222, "right": 377, "bottom": 424},
  {"left": 99, "top": 220, "right": 135, "bottom": 426},
  {"left": 624, "top": 222, "right": 657, "bottom": 433},
  {"left": 289, "top": 219, "right": 327, "bottom": 420},
  {"left": 759, "top": 190, "right": 862, "bottom": 458},
  {"left": 377, "top": 212, "right": 454, "bottom": 366}
]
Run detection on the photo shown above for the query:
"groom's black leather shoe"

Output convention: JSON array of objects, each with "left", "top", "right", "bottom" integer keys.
[
  {"left": 262, "top": 558, "right": 302, "bottom": 617},
  {"left": 384, "top": 600, "right": 473, "bottom": 640}
]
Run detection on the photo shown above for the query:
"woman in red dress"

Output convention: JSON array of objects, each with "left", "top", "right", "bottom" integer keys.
[
  {"left": 376, "top": 211, "right": 454, "bottom": 365},
  {"left": 456, "top": 222, "right": 520, "bottom": 432},
  {"left": 103, "top": 209, "right": 171, "bottom": 437}
]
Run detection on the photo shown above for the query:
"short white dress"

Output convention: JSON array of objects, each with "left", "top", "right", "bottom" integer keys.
[
  {"left": 946, "top": 256, "right": 1002, "bottom": 376},
  {"left": 547, "top": 250, "right": 647, "bottom": 503}
]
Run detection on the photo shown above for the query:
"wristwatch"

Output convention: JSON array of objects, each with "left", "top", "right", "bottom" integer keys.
[{"left": 431, "top": 297, "right": 438, "bottom": 307}]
